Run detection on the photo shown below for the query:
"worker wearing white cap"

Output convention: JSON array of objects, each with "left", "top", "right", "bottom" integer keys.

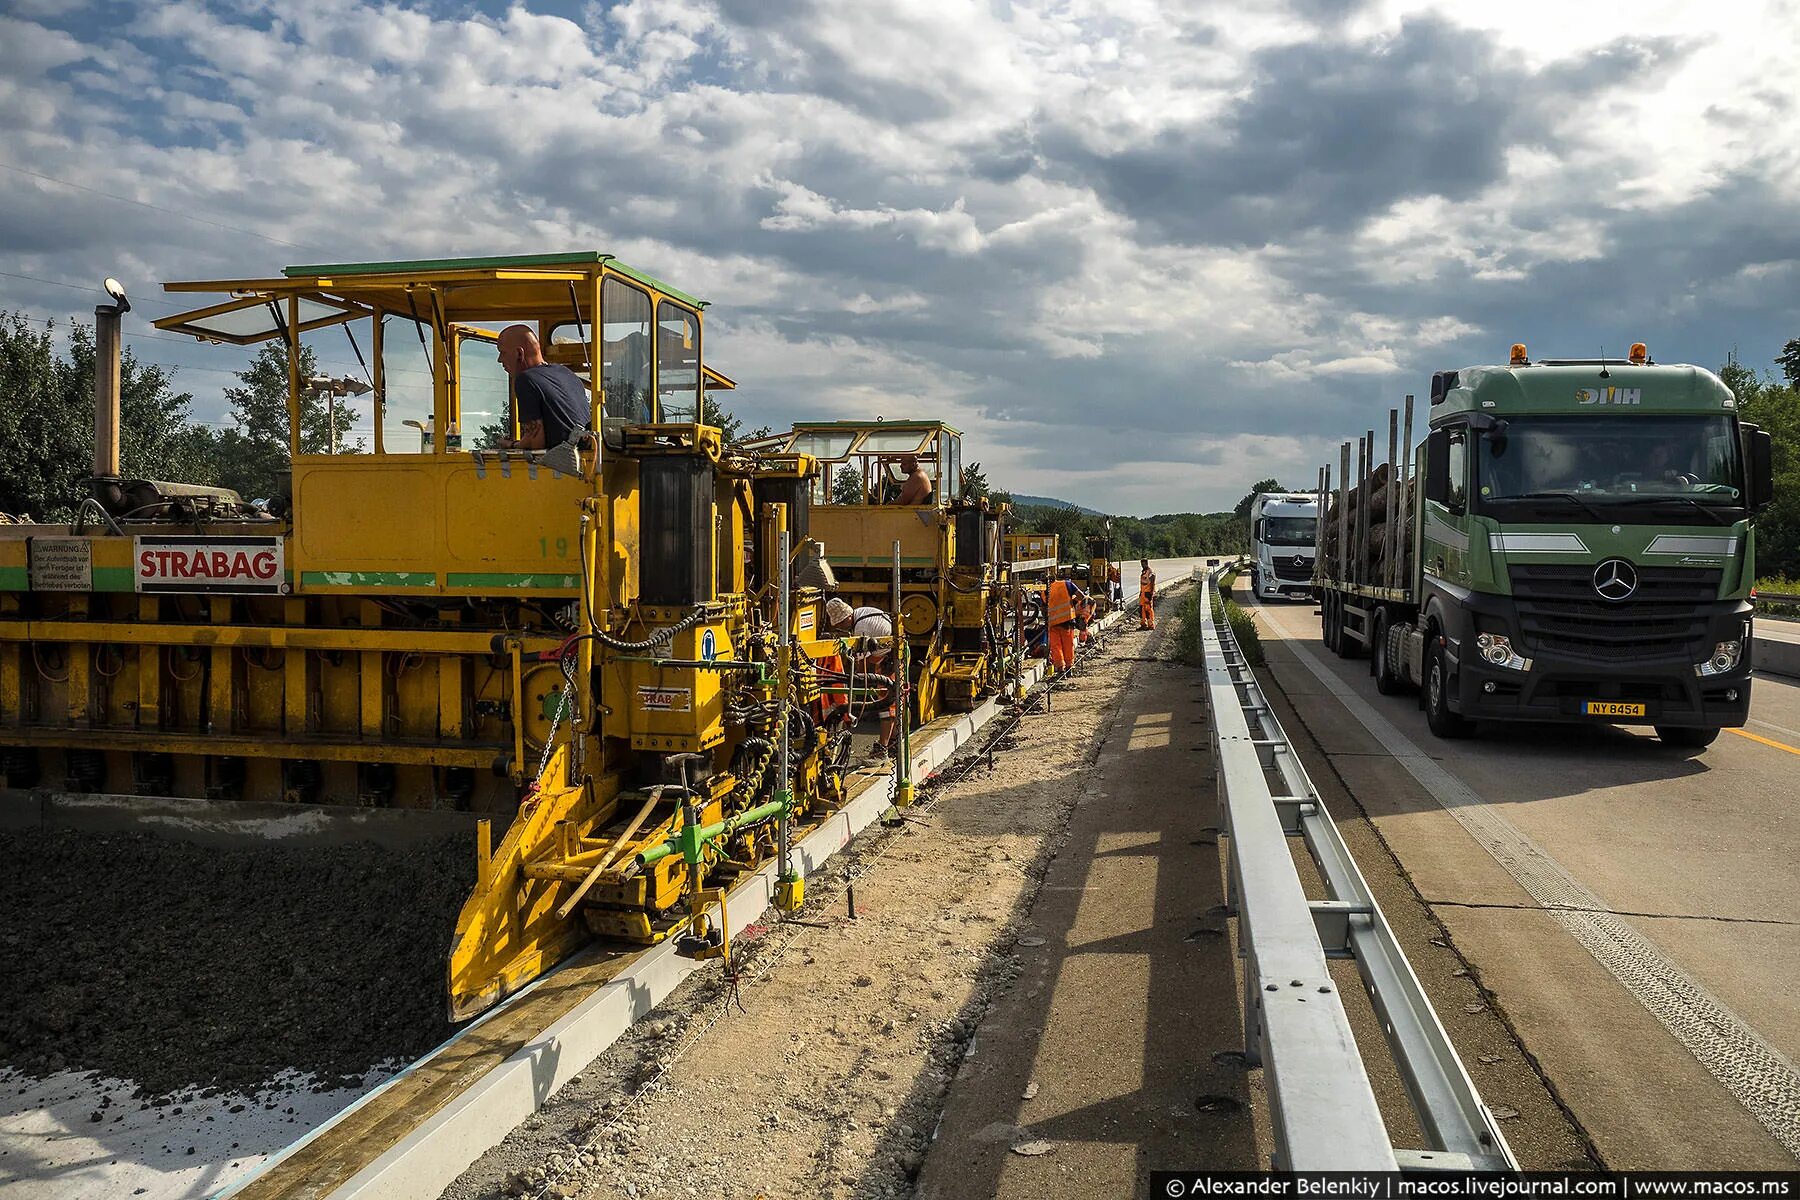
[{"left": 826, "top": 597, "right": 898, "bottom": 760}]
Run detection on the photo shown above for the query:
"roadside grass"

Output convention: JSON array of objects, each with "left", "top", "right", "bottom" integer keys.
[
  {"left": 1756, "top": 576, "right": 1800, "bottom": 621},
  {"left": 1173, "top": 567, "right": 1264, "bottom": 668}
]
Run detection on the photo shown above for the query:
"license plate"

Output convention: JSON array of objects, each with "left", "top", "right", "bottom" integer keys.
[{"left": 1584, "top": 701, "right": 1646, "bottom": 717}]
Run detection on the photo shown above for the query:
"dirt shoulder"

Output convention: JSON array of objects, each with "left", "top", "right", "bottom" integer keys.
[{"left": 442, "top": 590, "right": 1192, "bottom": 1200}]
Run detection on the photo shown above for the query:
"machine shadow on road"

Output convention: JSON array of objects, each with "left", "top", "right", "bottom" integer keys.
[{"left": 871, "top": 645, "right": 1259, "bottom": 1199}]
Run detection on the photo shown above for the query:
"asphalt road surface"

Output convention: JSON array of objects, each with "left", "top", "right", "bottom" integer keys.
[{"left": 1242, "top": 583, "right": 1800, "bottom": 1169}]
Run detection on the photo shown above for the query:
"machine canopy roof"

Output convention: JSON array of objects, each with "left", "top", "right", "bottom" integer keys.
[{"left": 154, "top": 252, "right": 710, "bottom": 345}]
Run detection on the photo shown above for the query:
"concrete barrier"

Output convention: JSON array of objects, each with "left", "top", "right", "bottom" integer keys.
[{"left": 1754, "top": 632, "right": 1800, "bottom": 681}]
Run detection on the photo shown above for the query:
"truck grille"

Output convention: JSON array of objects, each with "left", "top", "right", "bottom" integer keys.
[
  {"left": 1270, "top": 556, "right": 1314, "bottom": 582},
  {"left": 1508, "top": 565, "right": 1720, "bottom": 663}
]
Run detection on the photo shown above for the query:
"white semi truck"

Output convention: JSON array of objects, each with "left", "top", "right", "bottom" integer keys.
[{"left": 1248, "top": 492, "right": 1319, "bottom": 600}]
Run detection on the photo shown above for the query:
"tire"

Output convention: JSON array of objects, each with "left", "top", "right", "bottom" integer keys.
[
  {"left": 1322, "top": 596, "right": 1340, "bottom": 654},
  {"left": 1424, "top": 637, "right": 1474, "bottom": 738},
  {"left": 1656, "top": 725, "right": 1720, "bottom": 750},
  {"left": 1373, "top": 614, "right": 1405, "bottom": 695}
]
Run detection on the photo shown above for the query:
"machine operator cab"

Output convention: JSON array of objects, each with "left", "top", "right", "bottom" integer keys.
[
  {"left": 150, "top": 252, "right": 722, "bottom": 605},
  {"left": 739, "top": 420, "right": 965, "bottom": 571},
  {"left": 739, "top": 421, "right": 1009, "bottom": 718}
]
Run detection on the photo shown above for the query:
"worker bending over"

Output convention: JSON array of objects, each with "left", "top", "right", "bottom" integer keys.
[
  {"left": 1045, "top": 568, "right": 1088, "bottom": 676},
  {"left": 826, "top": 597, "right": 899, "bottom": 760},
  {"left": 1138, "top": 558, "right": 1157, "bottom": 630}
]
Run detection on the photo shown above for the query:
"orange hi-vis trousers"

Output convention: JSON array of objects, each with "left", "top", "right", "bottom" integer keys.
[
  {"left": 1048, "top": 623, "right": 1076, "bottom": 671},
  {"left": 1139, "top": 591, "right": 1156, "bottom": 629}
]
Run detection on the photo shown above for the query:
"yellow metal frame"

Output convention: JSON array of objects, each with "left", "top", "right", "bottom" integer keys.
[{"left": 8, "top": 253, "right": 888, "bottom": 1026}]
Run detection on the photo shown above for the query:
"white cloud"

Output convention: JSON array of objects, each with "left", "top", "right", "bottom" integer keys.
[{"left": 2, "top": 0, "right": 1797, "bottom": 514}]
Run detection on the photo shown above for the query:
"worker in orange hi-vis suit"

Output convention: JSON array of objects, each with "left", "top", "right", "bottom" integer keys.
[
  {"left": 1045, "top": 569, "right": 1085, "bottom": 674},
  {"left": 1139, "top": 558, "right": 1157, "bottom": 630}
]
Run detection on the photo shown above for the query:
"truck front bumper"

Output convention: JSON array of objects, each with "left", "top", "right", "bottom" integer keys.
[{"left": 1443, "top": 594, "right": 1753, "bottom": 729}]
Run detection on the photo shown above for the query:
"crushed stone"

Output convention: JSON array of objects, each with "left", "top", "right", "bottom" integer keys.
[{"left": 0, "top": 826, "right": 472, "bottom": 1097}]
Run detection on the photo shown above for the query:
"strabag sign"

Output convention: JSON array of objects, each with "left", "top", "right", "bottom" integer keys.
[
  {"left": 135, "top": 536, "right": 287, "bottom": 595},
  {"left": 636, "top": 686, "right": 693, "bottom": 713}
]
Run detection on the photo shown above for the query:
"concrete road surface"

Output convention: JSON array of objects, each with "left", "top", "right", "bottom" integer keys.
[{"left": 1243, "top": 584, "right": 1800, "bottom": 1168}]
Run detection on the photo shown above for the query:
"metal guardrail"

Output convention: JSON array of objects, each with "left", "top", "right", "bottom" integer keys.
[
  {"left": 1198, "top": 567, "right": 1517, "bottom": 1171},
  {"left": 1756, "top": 590, "right": 1800, "bottom": 604}
]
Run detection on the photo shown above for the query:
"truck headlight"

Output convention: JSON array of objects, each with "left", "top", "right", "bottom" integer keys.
[
  {"left": 1694, "top": 639, "right": 1743, "bottom": 677},
  {"left": 1475, "top": 632, "right": 1531, "bottom": 671}
]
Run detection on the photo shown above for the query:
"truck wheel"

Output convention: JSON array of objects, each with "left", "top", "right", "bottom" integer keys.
[
  {"left": 1424, "top": 639, "right": 1473, "bottom": 739},
  {"left": 1373, "top": 615, "right": 1404, "bottom": 695},
  {"left": 1656, "top": 726, "right": 1720, "bottom": 750},
  {"left": 1321, "top": 598, "right": 1338, "bottom": 653}
]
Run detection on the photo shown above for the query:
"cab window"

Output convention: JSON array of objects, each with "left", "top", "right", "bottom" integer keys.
[
  {"left": 602, "top": 278, "right": 653, "bottom": 425},
  {"left": 1446, "top": 430, "right": 1467, "bottom": 512},
  {"left": 656, "top": 301, "right": 701, "bottom": 424}
]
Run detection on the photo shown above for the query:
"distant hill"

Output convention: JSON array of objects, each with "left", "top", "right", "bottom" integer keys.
[{"left": 1009, "top": 493, "right": 1105, "bottom": 516}]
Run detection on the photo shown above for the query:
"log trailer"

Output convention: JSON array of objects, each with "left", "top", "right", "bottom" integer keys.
[
  {"left": 0, "top": 252, "right": 896, "bottom": 1019},
  {"left": 1313, "top": 343, "right": 1772, "bottom": 748}
]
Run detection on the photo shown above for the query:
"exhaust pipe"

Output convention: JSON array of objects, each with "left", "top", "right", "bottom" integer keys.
[{"left": 93, "top": 278, "right": 129, "bottom": 480}]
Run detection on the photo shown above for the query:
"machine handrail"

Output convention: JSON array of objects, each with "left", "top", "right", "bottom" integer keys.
[{"left": 1197, "top": 566, "right": 1517, "bottom": 1171}]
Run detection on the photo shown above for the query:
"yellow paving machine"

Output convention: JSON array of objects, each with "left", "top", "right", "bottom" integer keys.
[{"left": 0, "top": 252, "right": 883, "bottom": 1019}]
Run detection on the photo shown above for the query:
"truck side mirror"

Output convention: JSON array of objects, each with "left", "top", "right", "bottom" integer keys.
[
  {"left": 1743, "top": 426, "right": 1774, "bottom": 514},
  {"left": 1252, "top": 518, "right": 1263, "bottom": 541},
  {"left": 1424, "top": 429, "right": 1450, "bottom": 505}
]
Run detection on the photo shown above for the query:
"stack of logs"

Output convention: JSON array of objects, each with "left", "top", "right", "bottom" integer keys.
[{"left": 1319, "top": 400, "right": 1416, "bottom": 590}]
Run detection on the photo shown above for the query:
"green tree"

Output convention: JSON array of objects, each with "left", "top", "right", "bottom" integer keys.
[
  {"left": 0, "top": 314, "right": 82, "bottom": 519},
  {"left": 60, "top": 324, "right": 219, "bottom": 488},
  {"left": 1233, "top": 478, "right": 1283, "bottom": 522},
  {"left": 1725, "top": 352, "right": 1800, "bottom": 580},
  {"left": 959, "top": 461, "right": 989, "bottom": 501},
  {"left": 831, "top": 464, "right": 864, "bottom": 505},
  {"left": 1778, "top": 338, "right": 1800, "bottom": 389},
  {"left": 702, "top": 392, "right": 769, "bottom": 444},
  {"left": 0, "top": 312, "right": 221, "bottom": 519},
  {"left": 215, "top": 343, "right": 334, "bottom": 503}
]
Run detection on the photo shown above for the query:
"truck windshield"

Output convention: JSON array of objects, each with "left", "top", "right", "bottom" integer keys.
[
  {"left": 1262, "top": 517, "right": 1317, "bottom": 546},
  {"left": 1478, "top": 415, "right": 1741, "bottom": 509}
]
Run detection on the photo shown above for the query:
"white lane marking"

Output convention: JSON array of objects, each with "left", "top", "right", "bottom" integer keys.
[{"left": 1277, "top": 631, "right": 1800, "bottom": 1159}]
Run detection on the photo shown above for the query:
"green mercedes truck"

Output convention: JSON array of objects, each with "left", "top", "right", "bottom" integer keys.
[{"left": 1314, "top": 343, "right": 1773, "bottom": 749}]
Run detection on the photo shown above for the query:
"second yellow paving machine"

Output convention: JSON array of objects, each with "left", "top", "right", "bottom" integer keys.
[{"left": 740, "top": 421, "right": 1024, "bottom": 720}]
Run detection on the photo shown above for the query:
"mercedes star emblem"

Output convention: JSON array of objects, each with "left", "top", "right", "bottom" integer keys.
[{"left": 1592, "top": 558, "right": 1638, "bottom": 602}]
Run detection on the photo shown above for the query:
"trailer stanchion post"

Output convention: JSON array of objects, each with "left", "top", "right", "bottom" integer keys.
[
  {"left": 1338, "top": 442, "right": 1351, "bottom": 585},
  {"left": 1386, "top": 408, "right": 1399, "bottom": 593},
  {"left": 1400, "top": 394, "right": 1414, "bottom": 589}
]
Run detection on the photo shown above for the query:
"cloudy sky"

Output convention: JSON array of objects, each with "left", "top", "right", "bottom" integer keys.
[{"left": 4, "top": 0, "right": 1798, "bottom": 514}]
